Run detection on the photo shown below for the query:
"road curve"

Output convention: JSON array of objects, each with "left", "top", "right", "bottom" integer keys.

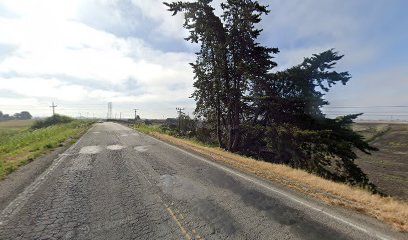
[{"left": 0, "top": 122, "right": 404, "bottom": 240}]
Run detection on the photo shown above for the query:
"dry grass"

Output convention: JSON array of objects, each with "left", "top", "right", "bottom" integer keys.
[
  {"left": 148, "top": 131, "right": 408, "bottom": 232},
  {"left": 0, "top": 119, "right": 35, "bottom": 129}
]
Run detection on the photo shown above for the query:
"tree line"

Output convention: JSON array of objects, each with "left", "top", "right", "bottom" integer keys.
[
  {"left": 0, "top": 110, "right": 32, "bottom": 121},
  {"left": 164, "top": 0, "right": 377, "bottom": 190}
]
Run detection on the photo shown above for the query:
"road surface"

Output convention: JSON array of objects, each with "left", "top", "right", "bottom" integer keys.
[{"left": 0, "top": 122, "right": 404, "bottom": 239}]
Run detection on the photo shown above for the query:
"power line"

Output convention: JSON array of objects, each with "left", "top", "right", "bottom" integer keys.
[
  {"left": 323, "top": 111, "right": 408, "bottom": 114},
  {"left": 325, "top": 113, "right": 408, "bottom": 116},
  {"left": 324, "top": 105, "right": 408, "bottom": 108}
]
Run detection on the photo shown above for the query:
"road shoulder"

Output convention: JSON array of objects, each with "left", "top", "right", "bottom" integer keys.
[
  {"left": 134, "top": 128, "right": 407, "bottom": 239},
  {"left": 0, "top": 140, "right": 76, "bottom": 211}
]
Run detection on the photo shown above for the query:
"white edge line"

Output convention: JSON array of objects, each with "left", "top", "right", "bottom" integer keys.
[{"left": 141, "top": 132, "right": 395, "bottom": 240}]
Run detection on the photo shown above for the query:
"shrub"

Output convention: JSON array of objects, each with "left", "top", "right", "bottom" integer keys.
[{"left": 31, "top": 115, "right": 73, "bottom": 129}]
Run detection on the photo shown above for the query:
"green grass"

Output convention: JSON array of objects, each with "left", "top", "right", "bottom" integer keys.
[
  {"left": 0, "top": 120, "right": 93, "bottom": 179},
  {"left": 0, "top": 120, "right": 34, "bottom": 146}
]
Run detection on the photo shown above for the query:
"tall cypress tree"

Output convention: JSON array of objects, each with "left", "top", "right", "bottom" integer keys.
[
  {"left": 165, "top": 0, "right": 278, "bottom": 150},
  {"left": 221, "top": 0, "right": 278, "bottom": 151},
  {"left": 165, "top": 0, "right": 229, "bottom": 147}
]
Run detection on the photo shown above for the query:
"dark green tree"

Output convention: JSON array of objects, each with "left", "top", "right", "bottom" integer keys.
[
  {"left": 165, "top": 0, "right": 278, "bottom": 150},
  {"left": 244, "top": 50, "right": 377, "bottom": 188},
  {"left": 14, "top": 111, "right": 32, "bottom": 120},
  {"left": 221, "top": 0, "right": 278, "bottom": 151},
  {"left": 165, "top": 0, "right": 228, "bottom": 147}
]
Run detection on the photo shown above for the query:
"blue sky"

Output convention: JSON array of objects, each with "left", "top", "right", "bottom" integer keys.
[{"left": 0, "top": 0, "right": 407, "bottom": 119}]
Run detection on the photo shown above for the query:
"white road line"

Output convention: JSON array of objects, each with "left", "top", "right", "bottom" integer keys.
[
  {"left": 0, "top": 126, "right": 95, "bottom": 225},
  {"left": 142, "top": 133, "right": 395, "bottom": 240}
]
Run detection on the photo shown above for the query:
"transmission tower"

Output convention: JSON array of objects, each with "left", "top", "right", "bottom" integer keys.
[{"left": 107, "top": 102, "right": 112, "bottom": 119}]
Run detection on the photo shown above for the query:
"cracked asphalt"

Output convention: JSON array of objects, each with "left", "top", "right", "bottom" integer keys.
[{"left": 0, "top": 122, "right": 404, "bottom": 240}]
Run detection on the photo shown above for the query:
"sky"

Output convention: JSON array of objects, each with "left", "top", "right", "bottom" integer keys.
[{"left": 0, "top": 0, "right": 407, "bottom": 120}]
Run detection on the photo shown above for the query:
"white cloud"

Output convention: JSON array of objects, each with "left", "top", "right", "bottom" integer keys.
[
  {"left": 0, "top": 0, "right": 195, "bottom": 118},
  {"left": 0, "top": 77, "right": 88, "bottom": 101},
  {"left": 129, "top": 0, "right": 188, "bottom": 38}
]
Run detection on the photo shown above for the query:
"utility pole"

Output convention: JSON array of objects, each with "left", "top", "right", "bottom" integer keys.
[
  {"left": 120, "top": 112, "right": 122, "bottom": 120},
  {"left": 134, "top": 109, "right": 139, "bottom": 123},
  {"left": 176, "top": 107, "right": 184, "bottom": 131},
  {"left": 49, "top": 102, "right": 57, "bottom": 116}
]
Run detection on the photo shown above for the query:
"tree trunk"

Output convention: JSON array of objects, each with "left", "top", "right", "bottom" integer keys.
[{"left": 216, "top": 105, "right": 224, "bottom": 148}]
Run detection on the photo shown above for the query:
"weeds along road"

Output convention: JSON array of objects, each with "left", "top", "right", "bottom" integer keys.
[{"left": 0, "top": 122, "right": 404, "bottom": 240}]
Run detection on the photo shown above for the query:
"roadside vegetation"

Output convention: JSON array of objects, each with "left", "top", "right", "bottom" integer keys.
[
  {"left": 134, "top": 123, "right": 408, "bottom": 232},
  {"left": 31, "top": 114, "right": 74, "bottom": 129},
  {"left": 0, "top": 116, "right": 93, "bottom": 179}
]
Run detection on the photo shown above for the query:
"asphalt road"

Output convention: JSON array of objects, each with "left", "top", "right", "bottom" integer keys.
[{"left": 0, "top": 122, "right": 404, "bottom": 240}]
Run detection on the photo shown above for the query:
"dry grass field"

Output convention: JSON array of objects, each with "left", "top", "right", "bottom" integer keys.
[
  {"left": 354, "top": 123, "right": 408, "bottom": 200},
  {"left": 0, "top": 119, "right": 35, "bottom": 129}
]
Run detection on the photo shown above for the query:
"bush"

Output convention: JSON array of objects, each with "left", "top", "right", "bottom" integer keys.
[{"left": 31, "top": 114, "right": 73, "bottom": 129}]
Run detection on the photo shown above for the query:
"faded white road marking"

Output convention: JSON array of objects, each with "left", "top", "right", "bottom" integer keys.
[
  {"left": 106, "top": 145, "right": 125, "bottom": 150},
  {"left": 79, "top": 146, "right": 102, "bottom": 154},
  {"left": 59, "top": 153, "right": 73, "bottom": 157},
  {"left": 134, "top": 145, "right": 149, "bottom": 152}
]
